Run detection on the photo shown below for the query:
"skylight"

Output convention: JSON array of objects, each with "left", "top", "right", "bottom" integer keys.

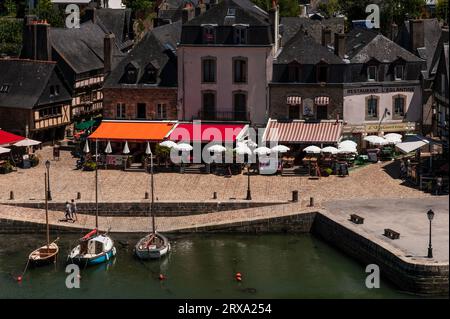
[{"left": 0, "top": 84, "right": 10, "bottom": 93}]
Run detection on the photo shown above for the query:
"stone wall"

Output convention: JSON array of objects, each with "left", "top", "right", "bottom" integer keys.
[
  {"left": 312, "top": 213, "right": 449, "bottom": 296},
  {"left": 0, "top": 218, "right": 87, "bottom": 234},
  {"left": 4, "top": 201, "right": 287, "bottom": 217}
]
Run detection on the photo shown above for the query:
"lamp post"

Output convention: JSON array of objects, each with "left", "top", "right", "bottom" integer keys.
[
  {"left": 246, "top": 162, "right": 252, "bottom": 200},
  {"left": 427, "top": 209, "right": 434, "bottom": 258},
  {"left": 45, "top": 160, "right": 52, "bottom": 201}
]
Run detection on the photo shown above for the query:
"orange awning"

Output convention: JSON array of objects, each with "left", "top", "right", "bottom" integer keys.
[{"left": 88, "top": 121, "right": 175, "bottom": 142}]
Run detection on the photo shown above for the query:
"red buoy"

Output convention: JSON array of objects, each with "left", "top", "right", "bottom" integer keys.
[
  {"left": 17, "top": 276, "right": 22, "bottom": 282},
  {"left": 235, "top": 272, "right": 242, "bottom": 281},
  {"left": 159, "top": 274, "right": 166, "bottom": 281}
]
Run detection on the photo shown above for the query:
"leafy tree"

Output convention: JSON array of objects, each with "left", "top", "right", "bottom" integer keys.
[
  {"left": 317, "top": 0, "right": 340, "bottom": 18},
  {"left": 0, "top": 18, "right": 22, "bottom": 56},
  {"left": 2, "top": 0, "right": 17, "bottom": 16},
  {"left": 278, "top": 0, "right": 299, "bottom": 17},
  {"left": 436, "top": 0, "right": 449, "bottom": 23},
  {"left": 33, "top": 0, "right": 64, "bottom": 27},
  {"left": 123, "top": 0, "right": 154, "bottom": 13}
]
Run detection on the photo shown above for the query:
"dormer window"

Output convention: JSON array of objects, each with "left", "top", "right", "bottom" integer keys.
[
  {"left": 288, "top": 62, "right": 301, "bottom": 82},
  {"left": 0, "top": 84, "right": 10, "bottom": 93},
  {"left": 124, "top": 63, "right": 138, "bottom": 84},
  {"left": 317, "top": 64, "right": 328, "bottom": 83},
  {"left": 50, "top": 85, "right": 60, "bottom": 97},
  {"left": 202, "top": 25, "right": 216, "bottom": 44},
  {"left": 394, "top": 65, "right": 404, "bottom": 80},
  {"left": 142, "top": 64, "right": 158, "bottom": 84},
  {"left": 227, "top": 8, "right": 236, "bottom": 16},
  {"left": 367, "top": 66, "right": 377, "bottom": 81},
  {"left": 233, "top": 25, "right": 248, "bottom": 45}
]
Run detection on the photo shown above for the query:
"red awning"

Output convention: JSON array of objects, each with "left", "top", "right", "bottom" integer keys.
[
  {"left": 263, "top": 120, "right": 342, "bottom": 144},
  {"left": 169, "top": 123, "right": 247, "bottom": 143},
  {"left": 0, "top": 129, "right": 25, "bottom": 146}
]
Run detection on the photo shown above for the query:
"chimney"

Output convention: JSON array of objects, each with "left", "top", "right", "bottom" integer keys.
[
  {"left": 409, "top": 19, "right": 424, "bottom": 52},
  {"left": 322, "top": 27, "right": 332, "bottom": 47},
  {"left": 269, "top": 1, "right": 280, "bottom": 55},
  {"left": 391, "top": 23, "right": 398, "bottom": 41},
  {"left": 21, "top": 17, "right": 52, "bottom": 61},
  {"left": 334, "top": 32, "right": 345, "bottom": 58},
  {"left": 299, "top": 5, "right": 307, "bottom": 18},
  {"left": 104, "top": 33, "right": 115, "bottom": 75},
  {"left": 182, "top": 7, "right": 195, "bottom": 24}
]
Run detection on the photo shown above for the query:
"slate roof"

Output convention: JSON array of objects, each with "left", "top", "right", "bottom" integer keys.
[
  {"left": 184, "top": 0, "right": 270, "bottom": 26},
  {"left": 0, "top": 59, "right": 71, "bottom": 109},
  {"left": 50, "top": 21, "right": 125, "bottom": 74},
  {"left": 396, "top": 19, "right": 442, "bottom": 72},
  {"left": 276, "top": 29, "right": 343, "bottom": 65},
  {"left": 95, "top": 8, "right": 133, "bottom": 48},
  {"left": 104, "top": 23, "right": 180, "bottom": 88},
  {"left": 280, "top": 17, "right": 345, "bottom": 46},
  {"left": 346, "top": 28, "right": 424, "bottom": 64}
]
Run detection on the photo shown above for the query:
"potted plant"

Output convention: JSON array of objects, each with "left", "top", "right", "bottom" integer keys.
[{"left": 83, "top": 160, "right": 97, "bottom": 171}]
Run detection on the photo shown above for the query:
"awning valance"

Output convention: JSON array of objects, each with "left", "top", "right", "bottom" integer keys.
[
  {"left": 287, "top": 96, "right": 302, "bottom": 105},
  {"left": 88, "top": 121, "right": 176, "bottom": 142},
  {"left": 263, "top": 119, "right": 343, "bottom": 144},
  {"left": 0, "top": 129, "right": 25, "bottom": 147},
  {"left": 315, "top": 96, "right": 330, "bottom": 106},
  {"left": 169, "top": 123, "right": 248, "bottom": 143}
]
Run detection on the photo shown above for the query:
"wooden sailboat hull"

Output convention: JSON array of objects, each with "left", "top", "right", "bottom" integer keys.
[
  {"left": 28, "top": 242, "right": 59, "bottom": 267},
  {"left": 135, "top": 233, "right": 170, "bottom": 260}
]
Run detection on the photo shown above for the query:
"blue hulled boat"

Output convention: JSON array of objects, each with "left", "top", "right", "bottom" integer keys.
[{"left": 68, "top": 229, "right": 116, "bottom": 267}]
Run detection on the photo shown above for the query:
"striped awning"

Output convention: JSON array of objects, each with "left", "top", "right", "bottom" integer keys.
[
  {"left": 263, "top": 119, "right": 343, "bottom": 144},
  {"left": 287, "top": 96, "right": 302, "bottom": 105},
  {"left": 315, "top": 96, "right": 330, "bottom": 106}
]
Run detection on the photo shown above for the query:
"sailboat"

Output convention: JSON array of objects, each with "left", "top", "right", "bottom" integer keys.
[
  {"left": 135, "top": 143, "right": 170, "bottom": 260},
  {"left": 28, "top": 171, "right": 59, "bottom": 266},
  {"left": 67, "top": 141, "right": 116, "bottom": 266}
]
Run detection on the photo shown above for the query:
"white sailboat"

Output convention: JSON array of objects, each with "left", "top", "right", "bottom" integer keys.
[{"left": 135, "top": 143, "right": 171, "bottom": 260}]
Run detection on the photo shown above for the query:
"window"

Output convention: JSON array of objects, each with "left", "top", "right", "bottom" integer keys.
[
  {"left": 142, "top": 64, "right": 158, "bottom": 84},
  {"left": 367, "top": 66, "right": 377, "bottom": 81},
  {"left": 233, "top": 92, "right": 247, "bottom": 121},
  {"left": 227, "top": 8, "right": 236, "bottom": 16},
  {"left": 288, "top": 63, "right": 301, "bottom": 82},
  {"left": 39, "top": 106, "right": 62, "bottom": 118},
  {"left": 233, "top": 58, "right": 247, "bottom": 83},
  {"left": 137, "top": 103, "right": 146, "bottom": 119},
  {"left": 203, "top": 25, "right": 216, "bottom": 44},
  {"left": 394, "top": 65, "right": 404, "bottom": 80},
  {"left": 288, "top": 104, "right": 300, "bottom": 120},
  {"left": 202, "top": 58, "right": 216, "bottom": 83},
  {"left": 50, "top": 85, "right": 60, "bottom": 97},
  {"left": 124, "top": 64, "right": 138, "bottom": 84},
  {"left": 202, "top": 91, "right": 216, "bottom": 120},
  {"left": 156, "top": 103, "right": 167, "bottom": 119},
  {"left": 393, "top": 96, "right": 405, "bottom": 117},
  {"left": 317, "top": 65, "right": 328, "bottom": 83},
  {"left": 234, "top": 25, "right": 247, "bottom": 44},
  {"left": 366, "top": 96, "right": 378, "bottom": 118},
  {"left": 0, "top": 84, "right": 9, "bottom": 93},
  {"left": 116, "top": 103, "right": 126, "bottom": 119}
]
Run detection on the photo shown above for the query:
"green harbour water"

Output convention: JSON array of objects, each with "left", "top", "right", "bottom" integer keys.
[{"left": 0, "top": 233, "right": 423, "bottom": 299}]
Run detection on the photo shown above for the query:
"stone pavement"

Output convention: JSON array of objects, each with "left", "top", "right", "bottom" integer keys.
[
  {"left": 0, "top": 146, "right": 431, "bottom": 204},
  {"left": 324, "top": 197, "right": 449, "bottom": 263}
]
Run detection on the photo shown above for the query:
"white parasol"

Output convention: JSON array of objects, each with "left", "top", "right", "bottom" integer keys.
[
  {"left": 338, "top": 140, "right": 357, "bottom": 148},
  {"left": 207, "top": 145, "right": 227, "bottom": 153},
  {"left": 364, "top": 135, "right": 388, "bottom": 146},
  {"left": 234, "top": 145, "right": 252, "bottom": 155},
  {"left": 321, "top": 146, "right": 339, "bottom": 154},
  {"left": 159, "top": 140, "right": 177, "bottom": 148},
  {"left": 13, "top": 138, "right": 41, "bottom": 147},
  {"left": 253, "top": 146, "right": 272, "bottom": 155},
  {"left": 122, "top": 141, "right": 130, "bottom": 154},
  {"left": 174, "top": 143, "right": 193, "bottom": 152},
  {"left": 271, "top": 145, "right": 290, "bottom": 153},
  {"left": 104, "top": 141, "right": 112, "bottom": 154},
  {"left": 383, "top": 133, "right": 402, "bottom": 144},
  {"left": 304, "top": 145, "right": 322, "bottom": 154},
  {"left": 145, "top": 142, "right": 152, "bottom": 155},
  {"left": 338, "top": 145, "right": 358, "bottom": 154},
  {"left": 83, "top": 141, "right": 90, "bottom": 153},
  {"left": 0, "top": 147, "right": 11, "bottom": 154}
]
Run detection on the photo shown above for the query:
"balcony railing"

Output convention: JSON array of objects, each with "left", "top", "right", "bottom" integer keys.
[{"left": 195, "top": 110, "right": 249, "bottom": 122}]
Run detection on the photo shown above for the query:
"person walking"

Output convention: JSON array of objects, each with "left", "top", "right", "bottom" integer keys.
[
  {"left": 65, "top": 201, "right": 73, "bottom": 222},
  {"left": 71, "top": 199, "right": 78, "bottom": 222}
]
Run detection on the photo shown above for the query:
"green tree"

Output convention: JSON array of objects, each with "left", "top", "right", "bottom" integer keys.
[
  {"left": 33, "top": 0, "right": 64, "bottom": 27},
  {"left": 278, "top": 0, "right": 299, "bottom": 17},
  {"left": 317, "top": 0, "right": 340, "bottom": 18},
  {"left": 123, "top": 0, "right": 154, "bottom": 13},
  {"left": 0, "top": 18, "right": 22, "bottom": 56},
  {"left": 436, "top": 0, "right": 449, "bottom": 23}
]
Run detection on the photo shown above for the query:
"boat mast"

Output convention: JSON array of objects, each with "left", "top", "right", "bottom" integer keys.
[
  {"left": 45, "top": 172, "right": 49, "bottom": 249},
  {"left": 95, "top": 140, "right": 99, "bottom": 229},
  {"left": 151, "top": 151, "right": 155, "bottom": 234}
]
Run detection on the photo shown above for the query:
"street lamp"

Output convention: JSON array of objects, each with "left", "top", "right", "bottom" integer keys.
[
  {"left": 427, "top": 209, "right": 434, "bottom": 258},
  {"left": 45, "top": 160, "right": 52, "bottom": 201}
]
